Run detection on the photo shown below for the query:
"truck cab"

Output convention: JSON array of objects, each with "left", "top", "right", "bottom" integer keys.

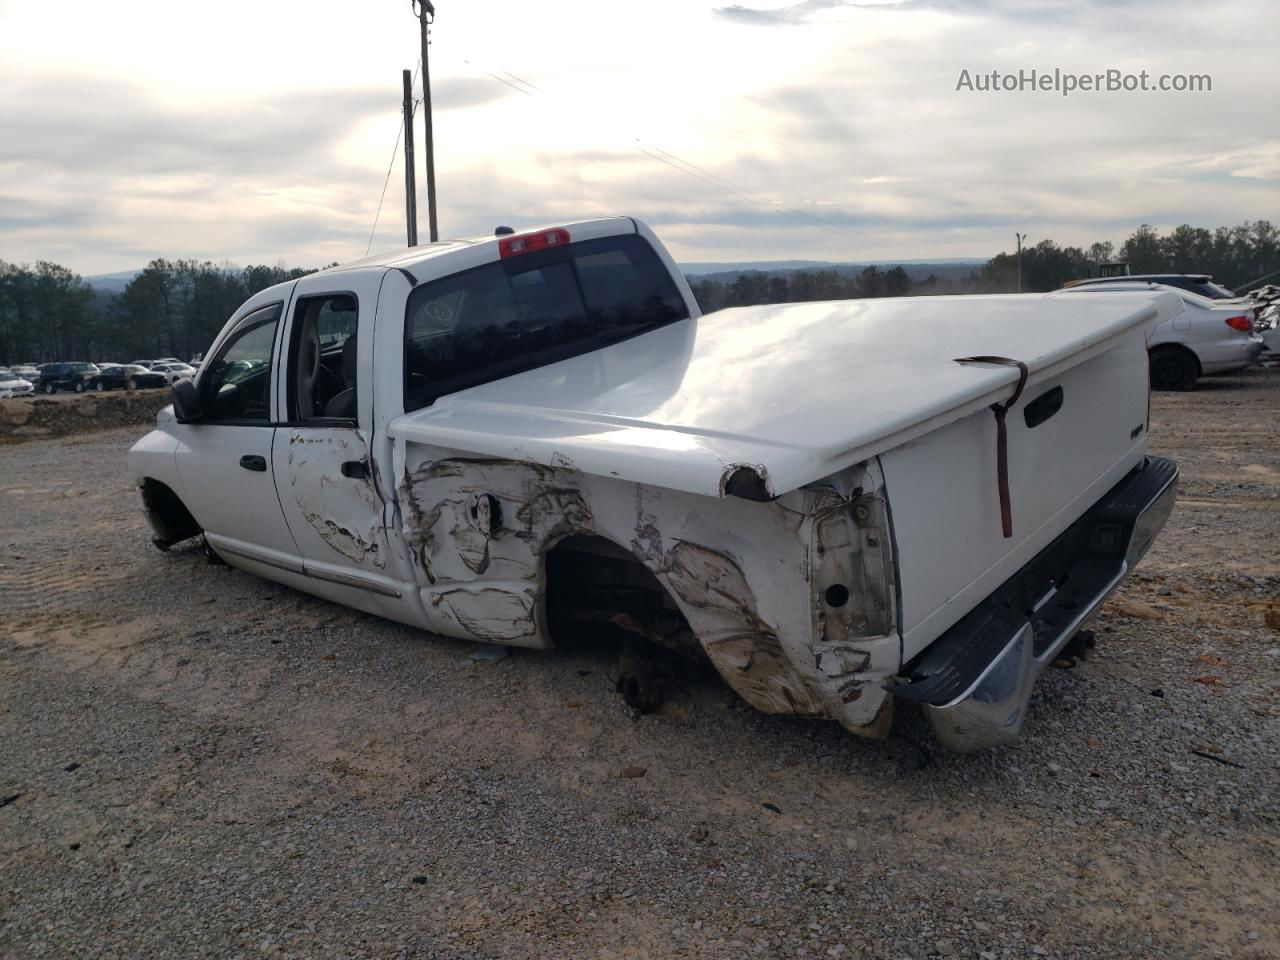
[{"left": 130, "top": 217, "right": 1178, "bottom": 752}]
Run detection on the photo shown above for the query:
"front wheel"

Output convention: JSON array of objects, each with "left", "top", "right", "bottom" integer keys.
[
  {"left": 74, "top": 381, "right": 85, "bottom": 393},
  {"left": 1149, "top": 346, "right": 1199, "bottom": 391},
  {"left": 95, "top": 381, "right": 106, "bottom": 391},
  {"left": 44, "top": 383, "right": 56, "bottom": 394}
]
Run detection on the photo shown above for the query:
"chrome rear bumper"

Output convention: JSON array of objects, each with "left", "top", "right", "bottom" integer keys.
[{"left": 890, "top": 456, "right": 1178, "bottom": 753}]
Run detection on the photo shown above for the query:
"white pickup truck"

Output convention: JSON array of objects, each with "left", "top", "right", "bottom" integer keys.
[{"left": 129, "top": 217, "right": 1178, "bottom": 752}]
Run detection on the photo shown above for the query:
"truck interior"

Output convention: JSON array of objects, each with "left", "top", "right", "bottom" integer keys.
[{"left": 288, "top": 294, "right": 359, "bottom": 421}]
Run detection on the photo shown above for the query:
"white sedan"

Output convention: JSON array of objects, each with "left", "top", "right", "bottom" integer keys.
[
  {"left": 0, "top": 367, "right": 35, "bottom": 399},
  {"left": 149, "top": 362, "right": 199, "bottom": 384},
  {"left": 1052, "top": 282, "right": 1263, "bottom": 390}
]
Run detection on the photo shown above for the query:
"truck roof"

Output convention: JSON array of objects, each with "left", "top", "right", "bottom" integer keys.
[{"left": 318, "top": 216, "right": 637, "bottom": 277}]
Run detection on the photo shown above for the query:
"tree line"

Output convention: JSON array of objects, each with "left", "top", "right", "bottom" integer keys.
[
  {"left": 1, "top": 220, "right": 1276, "bottom": 365},
  {"left": 0, "top": 259, "right": 320, "bottom": 365},
  {"left": 688, "top": 264, "right": 917, "bottom": 313},
  {"left": 691, "top": 220, "right": 1278, "bottom": 311},
  {"left": 976, "top": 220, "right": 1279, "bottom": 294}
]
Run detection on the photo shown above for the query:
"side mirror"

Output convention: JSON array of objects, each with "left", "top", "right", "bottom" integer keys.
[{"left": 171, "top": 378, "right": 204, "bottom": 423}]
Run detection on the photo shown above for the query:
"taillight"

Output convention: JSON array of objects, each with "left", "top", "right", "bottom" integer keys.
[
  {"left": 498, "top": 227, "right": 571, "bottom": 259},
  {"left": 1225, "top": 315, "right": 1252, "bottom": 332}
]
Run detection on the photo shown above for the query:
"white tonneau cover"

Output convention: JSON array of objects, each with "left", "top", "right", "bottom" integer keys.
[{"left": 389, "top": 292, "right": 1182, "bottom": 497}]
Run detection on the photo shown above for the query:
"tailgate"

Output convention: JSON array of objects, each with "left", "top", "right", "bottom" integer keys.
[{"left": 881, "top": 323, "right": 1153, "bottom": 660}]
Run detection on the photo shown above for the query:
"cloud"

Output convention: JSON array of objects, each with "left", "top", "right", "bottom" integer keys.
[
  {"left": 0, "top": 74, "right": 524, "bottom": 271},
  {"left": 713, "top": 0, "right": 1173, "bottom": 27},
  {"left": 0, "top": 0, "right": 1275, "bottom": 273},
  {"left": 0, "top": 78, "right": 510, "bottom": 180},
  {"left": 714, "top": 0, "right": 861, "bottom": 26}
]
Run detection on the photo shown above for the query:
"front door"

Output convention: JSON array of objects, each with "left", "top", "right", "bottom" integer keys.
[
  {"left": 175, "top": 298, "right": 300, "bottom": 568},
  {"left": 269, "top": 272, "right": 420, "bottom": 623}
]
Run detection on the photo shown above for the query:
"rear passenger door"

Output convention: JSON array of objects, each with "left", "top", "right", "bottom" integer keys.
[{"left": 270, "top": 270, "right": 418, "bottom": 619}]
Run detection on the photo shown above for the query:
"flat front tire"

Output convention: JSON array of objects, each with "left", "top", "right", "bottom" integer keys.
[{"left": 1149, "top": 346, "right": 1198, "bottom": 391}]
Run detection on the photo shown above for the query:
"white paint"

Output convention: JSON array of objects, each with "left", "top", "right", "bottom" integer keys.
[
  {"left": 880, "top": 327, "right": 1152, "bottom": 659},
  {"left": 390, "top": 281, "right": 1177, "bottom": 499},
  {"left": 127, "top": 218, "right": 1176, "bottom": 747}
]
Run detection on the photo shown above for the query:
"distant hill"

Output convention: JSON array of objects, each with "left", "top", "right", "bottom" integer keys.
[
  {"left": 678, "top": 257, "right": 986, "bottom": 276},
  {"left": 83, "top": 271, "right": 139, "bottom": 294}
]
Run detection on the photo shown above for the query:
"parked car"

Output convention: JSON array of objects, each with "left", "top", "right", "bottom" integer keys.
[
  {"left": 35, "top": 362, "right": 101, "bottom": 393},
  {"left": 149, "top": 362, "right": 198, "bottom": 383},
  {"left": 1065, "top": 273, "right": 1237, "bottom": 300},
  {"left": 11, "top": 364, "right": 40, "bottom": 381},
  {"left": 130, "top": 360, "right": 154, "bottom": 369},
  {"left": 90, "top": 364, "right": 168, "bottom": 391},
  {"left": 1052, "top": 282, "right": 1263, "bottom": 390},
  {"left": 0, "top": 367, "right": 35, "bottom": 399},
  {"left": 128, "top": 217, "right": 1178, "bottom": 753},
  {"left": 1246, "top": 285, "right": 1280, "bottom": 366}
]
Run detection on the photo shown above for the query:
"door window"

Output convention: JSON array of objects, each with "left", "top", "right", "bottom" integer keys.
[
  {"left": 286, "top": 294, "right": 359, "bottom": 421},
  {"left": 201, "top": 303, "right": 281, "bottom": 423}
]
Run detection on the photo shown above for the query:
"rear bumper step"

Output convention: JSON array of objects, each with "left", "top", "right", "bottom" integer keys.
[{"left": 888, "top": 456, "right": 1178, "bottom": 752}]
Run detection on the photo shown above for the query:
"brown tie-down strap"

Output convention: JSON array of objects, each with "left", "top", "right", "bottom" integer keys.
[{"left": 954, "top": 356, "right": 1030, "bottom": 539}]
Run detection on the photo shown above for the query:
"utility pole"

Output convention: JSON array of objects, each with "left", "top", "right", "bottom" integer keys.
[
  {"left": 1015, "top": 232, "right": 1027, "bottom": 293},
  {"left": 402, "top": 69, "right": 418, "bottom": 247},
  {"left": 414, "top": 0, "right": 439, "bottom": 242}
]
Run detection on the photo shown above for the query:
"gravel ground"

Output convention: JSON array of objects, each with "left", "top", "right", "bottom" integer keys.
[{"left": 1, "top": 369, "right": 1277, "bottom": 960}]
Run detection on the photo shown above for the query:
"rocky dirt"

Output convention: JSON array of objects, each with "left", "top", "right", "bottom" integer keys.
[
  {"left": 0, "top": 370, "right": 1277, "bottom": 959},
  {"left": 0, "top": 389, "right": 171, "bottom": 444}
]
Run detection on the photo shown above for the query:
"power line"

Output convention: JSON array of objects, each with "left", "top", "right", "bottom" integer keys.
[
  {"left": 367, "top": 63, "right": 422, "bottom": 256},
  {"left": 634, "top": 140, "right": 887, "bottom": 245},
  {"left": 500, "top": 69, "right": 541, "bottom": 93},
  {"left": 366, "top": 122, "right": 404, "bottom": 256},
  {"left": 456, "top": 53, "right": 893, "bottom": 251},
  {"left": 462, "top": 59, "right": 538, "bottom": 97}
]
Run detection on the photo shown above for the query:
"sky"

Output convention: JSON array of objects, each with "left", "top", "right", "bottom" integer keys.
[{"left": 1, "top": 0, "right": 1277, "bottom": 275}]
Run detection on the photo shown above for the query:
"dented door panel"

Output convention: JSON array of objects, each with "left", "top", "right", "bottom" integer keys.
[{"left": 268, "top": 270, "right": 426, "bottom": 625}]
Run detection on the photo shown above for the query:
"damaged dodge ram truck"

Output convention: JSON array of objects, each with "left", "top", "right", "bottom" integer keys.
[{"left": 129, "top": 217, "right": 1178, "bottom": 751}]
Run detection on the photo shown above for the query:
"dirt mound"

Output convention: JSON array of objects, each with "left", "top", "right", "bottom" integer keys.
[{"left": 0, "top": 390, "right": 171, "bottom": 442}]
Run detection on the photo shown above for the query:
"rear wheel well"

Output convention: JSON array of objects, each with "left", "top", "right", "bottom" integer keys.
[
  {"left": 140, "top": 478, "right": 202, "bottom": 547},
  {"left": 543, "top": 534, "right": 700, "bottom": 659}
]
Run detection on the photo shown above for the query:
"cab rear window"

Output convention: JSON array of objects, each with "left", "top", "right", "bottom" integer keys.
[{"left": 404, "top": 234, "right": 687, "bottom": 411}]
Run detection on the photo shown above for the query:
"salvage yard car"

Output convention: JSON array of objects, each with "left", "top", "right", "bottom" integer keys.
[
  {"left": 1053, "top": 281, "right": 1263, "bottom": 390},
  {"left": 0, "top": 366, "right": 35, "bottom": 398},
  {"left": 129, "top": 217, "right": 1178, "bottom": 752},
  {"left": 36, "top": 361, "right": 100, "bottom": 394},
  {"left": 91, "top": 364, "right": 168, "bottom": 391},
  {"left": 149, "top": 361, "right": 199, "bottom": 384},
  {"left": 1064, "top": 272, "right": 1237, "bottom": 300}
]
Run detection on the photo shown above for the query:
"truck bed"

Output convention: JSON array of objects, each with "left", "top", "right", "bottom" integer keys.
[{"left": 388, "top": 291, "right": 1183, "bottom": 499}]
